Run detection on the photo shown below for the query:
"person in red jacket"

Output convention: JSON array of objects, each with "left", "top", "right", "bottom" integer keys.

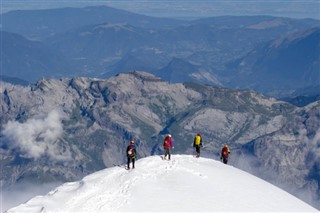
[
  {"left": 126, "top": 139, "right": 137, "bottom": 169},
  {"left": 163, "top": 134, "right": 173, "bottom": 160},
  {"left": 220, "top": 144, "right": 230, "bottom": 164}
]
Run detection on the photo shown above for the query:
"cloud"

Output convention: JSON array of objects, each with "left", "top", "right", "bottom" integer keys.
[
  {"left": 2, "top": 109, "right": 72, "bottom": 161},
  {"left": 310, "top": 129, "right": 320, "bottom": 160},
  {"left": 1, "top": 181, "right": 62, "bottom": 212},
  {"left": 297, "top": 127, "right": 320, "bottom": 164}
]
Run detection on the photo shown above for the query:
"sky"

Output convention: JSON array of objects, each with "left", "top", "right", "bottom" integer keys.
[
  {"left": 1, "top": 0, "right": 320, "bottom": 20},
  {"left": 6, "top": 155, "right": 318, "bottom": 212}
]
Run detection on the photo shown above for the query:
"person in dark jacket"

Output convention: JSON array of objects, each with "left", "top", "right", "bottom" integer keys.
[
  {"left": 220, "top": 144, "right": 230, "bottom": 164},
  {"left": 193, "top": 132, "right": 203, "bottom": 158},
  {"left": 126, "top": 139, "right": 137, "bottom": 169},
  {"left": 163, "top": 134, "right": 173, "bottom": 160}
]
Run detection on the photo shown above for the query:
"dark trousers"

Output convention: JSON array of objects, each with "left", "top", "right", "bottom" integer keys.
[
  {"left": 222, "top": 157, "right": 228, "bottom": 164},
  {"left": 164, "top": 147, "right": 171, "bottom": 160},
  {"left": 195, "top": 145, "right": 201, "bottom": 157},
  {"left": 127, "top": 157, "right": 135, "bottom": 169}
]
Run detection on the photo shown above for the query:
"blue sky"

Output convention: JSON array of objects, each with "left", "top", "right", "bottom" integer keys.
[{"left": 1, "top": 0, "right": 320, "bottom": 20}]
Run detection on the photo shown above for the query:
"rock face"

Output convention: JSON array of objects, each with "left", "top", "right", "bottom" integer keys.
[
  {"left": 235, "top": 101, "right": 320, "bottom": 209},
  {"left": 0, "top": 71, "right": 319, "bottom": 208}
]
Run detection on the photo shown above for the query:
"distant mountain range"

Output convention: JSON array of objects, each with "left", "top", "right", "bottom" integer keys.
[
  {"left": 1, "top": 72, "right": 319, "bottom": 209},
  {"left": 0, "top": 31, "right": 78, "bottom": 82},
  {"left": 1, "top": 6, "right": 185, "bottom": 40},
  {"left": 1, "top": 5, "right": 319, "bottom": 98},
  {"left": 226, "top": 28, "right": 320, "bottom": 97},
  {"left": 280, "top": 85, "right": 320, "bottom": 107}
]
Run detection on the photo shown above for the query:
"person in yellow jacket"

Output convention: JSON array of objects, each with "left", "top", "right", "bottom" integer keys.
[{"left": 193, "top": 132, "right": 203, "bottom": 158}]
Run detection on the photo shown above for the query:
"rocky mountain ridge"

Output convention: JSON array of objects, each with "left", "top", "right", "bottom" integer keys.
[{"left": 1, "top": 71, "right": 319, "bottom": 208}]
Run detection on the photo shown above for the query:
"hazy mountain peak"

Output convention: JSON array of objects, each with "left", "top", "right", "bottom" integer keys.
[
  {"left": 125, "top": 70, "right": 163, "bottom": 81},
  {"left": 93, "top": 22, "right": 134, "bottom": 32},
  {"left": 270, "top": 27, "right": 320, "bottom": 48},
  {"left": 246, "top": 17, "right": 288, "bottom": 29}
]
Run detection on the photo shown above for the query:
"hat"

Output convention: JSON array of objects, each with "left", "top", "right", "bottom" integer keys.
[
  {"left": 197, "top": 132, "right": 201, "bottom": 136},
  {"left": 168, "top": 134, "right": 171, "bottom": 137},
  {"left": 130, "top": 139, "right": 134, "bottom": 144}
]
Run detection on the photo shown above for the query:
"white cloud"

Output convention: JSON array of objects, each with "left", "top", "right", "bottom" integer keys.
[
  {"left": 310, "top": 128, "right": 320, "bottom": 161},
  {"left": 1, "top": 181, "right": 62, "bottom": 212},
  {"left": 298, "top": 127, "right": 320, "bottom": 161},
  {"left": 3, "top": 109, "right": 71, "bottom": 161}
]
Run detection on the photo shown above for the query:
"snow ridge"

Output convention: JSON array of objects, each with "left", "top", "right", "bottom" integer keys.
[{"left": 7, "top": 155, "right": 317, "bottom": 212}]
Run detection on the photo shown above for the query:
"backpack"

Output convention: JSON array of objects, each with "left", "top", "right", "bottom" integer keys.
[
  {"left": 127, "top": 145, "right": 135, "bottom": 157},
  {"left": 222, "top": 151, "right": 228, "bottom": 158},
  {"left": 195, "top": 135, "right": 201, "bottom": 145},
  {"left": 163, "top": 136, "right": 171, "bottom": 147},
  {"left": 222, "top": 147, "right": 229, "bottom": 158}
]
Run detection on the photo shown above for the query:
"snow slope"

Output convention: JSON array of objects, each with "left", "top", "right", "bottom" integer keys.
[{"left": 7, "top": 155, "right": 317, "bottom": 212}]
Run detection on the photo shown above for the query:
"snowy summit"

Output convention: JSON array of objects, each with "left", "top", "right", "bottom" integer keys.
[{"left": 7, "top": 155, "right": 317, "bottom": 212}]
